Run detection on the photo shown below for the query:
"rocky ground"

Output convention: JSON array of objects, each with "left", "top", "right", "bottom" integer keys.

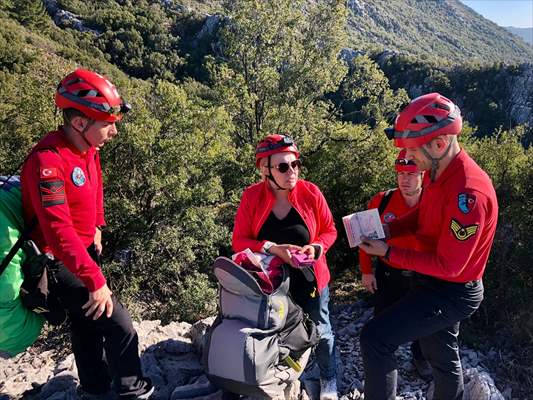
[{"left": 1, "top": 300, "right": 509, "bottom": 400}]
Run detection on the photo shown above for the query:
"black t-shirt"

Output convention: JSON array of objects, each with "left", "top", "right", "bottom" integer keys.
[
  {"left": 257, "top": 207, "right": 310, "bottom": 246},
  {"left": 257, "top": 207, "right": 314, "bottom": 302}
]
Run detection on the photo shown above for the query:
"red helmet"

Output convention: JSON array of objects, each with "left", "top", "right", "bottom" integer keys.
[
  {"left": 255, "top": 134, "right": 300, "bottom": 166},
  {"left": 55, "top": 68, "right": 130, "bottom": 122},
  {"left": 395, "top": 149, "right": 419, "bottom": 172},
  {"left": 385, "top": 93, "right": 462, "bottom": 148}
]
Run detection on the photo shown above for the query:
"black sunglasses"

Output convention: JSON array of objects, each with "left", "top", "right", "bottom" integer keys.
[
  {"left": 271, "top": 159, "right": 302, "bottom": 173},
  {"left": 395, "top": 158, "right": 416, "bottom": 166}
]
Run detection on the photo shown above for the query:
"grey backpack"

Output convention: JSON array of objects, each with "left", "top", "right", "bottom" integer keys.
[{"left": 203, "top": 256, "right": 319, "bottom": 398}]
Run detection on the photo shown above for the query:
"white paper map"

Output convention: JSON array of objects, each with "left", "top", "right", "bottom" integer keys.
[{"left": 342, "top": 208, "right": 385, "bottom": 248}]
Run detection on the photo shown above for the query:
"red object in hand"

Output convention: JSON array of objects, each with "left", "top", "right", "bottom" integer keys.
[{"left": 290, "top": 250, "right": 315, "bottom": 268}]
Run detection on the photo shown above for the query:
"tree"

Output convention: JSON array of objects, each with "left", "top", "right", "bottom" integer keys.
[
  {"left": 101, "top": 79, "right": 235, "bottom": 322},
  {"left": 211, "top": 0, "right": 348, "bottom": 151},
  {"left": 12, "top": 0, "right": 51, "bottom": 32},
  {"left": 334, "top": 54, "right": 409, "bottom": 126}
]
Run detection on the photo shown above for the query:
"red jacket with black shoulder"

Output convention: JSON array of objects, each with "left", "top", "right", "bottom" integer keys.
[{"left": 21, "top": 128, "right": 106, "bottom": 292}]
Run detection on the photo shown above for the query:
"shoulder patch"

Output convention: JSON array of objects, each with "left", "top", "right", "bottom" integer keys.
[
  {"left": 40, "top": 180, "right": 65, "bottom": 207},
  {"left": 71, "top": 167, "right": 86, "bottom": 187},
  {"left": 40, "top": 167, "right": 58, "bottom": 179},
  {"left": 450, "top": 218, "right": 478, "bottom": 241},
  {"left": 458, "top": 193, "right": 476, "bottom": 214},
  {"left": 383, "top": 212, "right": 396, "bottom": 223}
]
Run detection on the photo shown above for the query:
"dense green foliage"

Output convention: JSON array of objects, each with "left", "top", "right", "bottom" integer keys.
[
  {"left": 1, "top": 2, "right": 533, "bottom": 391},
  {"left": 378, "top": 54, "right": 533, "bottom": 143}
]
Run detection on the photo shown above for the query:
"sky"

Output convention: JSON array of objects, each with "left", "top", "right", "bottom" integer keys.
[{"left": 460, "top": 0, "right": 533, "bottom": 28}]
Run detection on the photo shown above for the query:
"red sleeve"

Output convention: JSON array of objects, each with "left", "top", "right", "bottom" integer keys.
[
  {"left": 389, "top": 189, "right": 486, "bottom": 279},
  {"left": 232, "top": 189, "right": 265, "bottom": 253},
  {"left": 310, "top": 185, "right": 337, "bottom": 255},
  {"left": 358, "top": 193, "right": 383, "bottom": 274},
  {"left": 25, "top": 151, "right": 106, "bottom": 292},
  {"left": 95, "top": 151, "right": 105, "bottom": 227}
]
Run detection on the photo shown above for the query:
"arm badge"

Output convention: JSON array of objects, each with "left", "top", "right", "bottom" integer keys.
[
  {"left": 40, "top": 180, "right": 65, "bottom": 207},
  {"left": 450, "top": 218, "right": 478, "bottom": 241},
  {"left": 458, "top": 193, "right": 476, "bottom": 214}
]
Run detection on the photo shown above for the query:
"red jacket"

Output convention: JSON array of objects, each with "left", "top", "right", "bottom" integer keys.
[
  {"left": 232, "top": 179, "right": 337, "bottom": 292},
  {"left": 21, "top": 128, "right": 106, "bottom": 292},
  {"left": 358, "top": 189, "right": 419, "bottom": 274},
  {"left": 389, "top": 150, "right": 498, "bottom": 283}
]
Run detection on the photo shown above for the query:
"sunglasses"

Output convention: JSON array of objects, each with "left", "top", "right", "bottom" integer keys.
[
  {"left": 271, "top": 159, "right": 302, "bottom": 173},
  {"left": 395, "top": 158, "right": 416, "bottom": 166},
  {"left": 107, "top": 101, "right": 132, "bottom": 116}
]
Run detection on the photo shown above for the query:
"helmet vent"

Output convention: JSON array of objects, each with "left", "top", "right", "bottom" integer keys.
[
  {"left": 432, "top": 103, "right": 450, "bottom": 111},
  {"left": 412, "top": 115, "right": 439, "bottom": 124},
  {"left": 75, "top": 89, "right": 101, "bottom": 98}
]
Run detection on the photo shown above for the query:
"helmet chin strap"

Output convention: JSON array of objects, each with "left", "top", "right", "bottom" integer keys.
[
  {"left": 72, "top": 119, "right": 95, "bottom": 149},
  {"left": 267, "top": 155, "right": 287, "bottom": 191},
  {"left": 420, "top": 139, "right": 453, "bottom": 182}
]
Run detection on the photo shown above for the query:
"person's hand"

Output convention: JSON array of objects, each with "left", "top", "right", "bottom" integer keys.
[
  {"left": 94, "top": 228, "right": 103, "bottom": 256},
  {"left": 359, "top": 236, "right": 389, "bottom": 257},
  {"left": 82, "top": 284, "right": 113, "bottom": 320},
  {"left": 362, "top": 273, "right": 377, "bottom": 293},
  {"left": 301, "top": 245, "right": 316, "bottom": 260},
  {"left": 269, "top": 244, "right": 302, "bottom": 267}
]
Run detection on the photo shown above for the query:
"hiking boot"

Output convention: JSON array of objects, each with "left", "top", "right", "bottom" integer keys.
[
  {"left": 134, "top": 384, "right": 154, "bottom": 400},
  {"left": 319, "top": 377, "right": 338, "bottom": 400},
  {"left": 413, "top": 358, "right": 433, "bottom": 380},
  {"left": 118, "top": 378, "right": 154, "bottom": 400}
]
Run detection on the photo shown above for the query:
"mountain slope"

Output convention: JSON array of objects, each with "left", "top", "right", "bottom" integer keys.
[
  {"left": 345, "top": 0, "right": 533, "bottom": 64},
  {"left": 41, "top": 0, "right": 533, "bottom": 66},
  {"left": 505, "top": 26, "right": 533, "bottom": 46}
]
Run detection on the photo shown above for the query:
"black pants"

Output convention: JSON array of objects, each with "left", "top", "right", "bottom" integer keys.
[
  {"left": 374, "top": 261, "right": 424, "bottom": 361},
  {"left": 51, "top": 245, "right": 149, "bottom": 397},
  {"left": 360, "top": 274, "right": 483, "bottom": 400}
]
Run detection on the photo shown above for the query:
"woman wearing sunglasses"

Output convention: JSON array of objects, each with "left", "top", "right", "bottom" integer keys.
[{"left": 232, "top": 134, "right": 338, "bottom": 400}]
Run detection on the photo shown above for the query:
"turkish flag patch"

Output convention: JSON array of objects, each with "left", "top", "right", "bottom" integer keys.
[
  {"left": 40, "top": 180, "right": 65, "bottom": 207},
  {"left": 40, "top": 167, "right": 58, "bottom": 179}
]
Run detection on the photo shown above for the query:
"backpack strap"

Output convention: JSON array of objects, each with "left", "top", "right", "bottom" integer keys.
[
  {"left": 377, "top": 188, "right": 396, "bottom": 216},
  {"left": 0, "top": 147, "right": 59, "bottom": 276}
]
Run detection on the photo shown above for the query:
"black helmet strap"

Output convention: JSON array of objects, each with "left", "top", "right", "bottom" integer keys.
[
  {"left": 421, "top": 138, "right": 453, "bottom": 182},
  {"left": 266, "top": 155, "right": 287, "bottom": 191}
]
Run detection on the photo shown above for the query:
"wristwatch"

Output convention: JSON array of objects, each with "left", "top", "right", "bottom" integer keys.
[{"left": 263, "top": 241, "right": 275, "bottom": 254}]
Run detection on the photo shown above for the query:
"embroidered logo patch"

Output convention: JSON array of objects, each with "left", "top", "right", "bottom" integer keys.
[
  {"left": 40, "top": 167, "right": 58, "bottom": 179},
  {"left": 458, "top": 193, "right": 476, "bottom": 214},
  {"left": 40, "top": 180, "right": 65, "bottom": 207},
  {"left": 383, "top": 212, "right": 397, "bottom": 223},
  {"left": 71, "top": 167, "right": 86, "bottom": 187},
  {"left": 450, "top": 218, "right": 478, "bottom": 241}
]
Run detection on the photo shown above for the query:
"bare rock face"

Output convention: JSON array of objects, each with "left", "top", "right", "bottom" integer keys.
[
  {"left": 507, "top": 64, "right": 533, "bottom": 126},
  {"left": 42, "top": 0, "right": 101, "bottom": 35},
  {"left": 1, "top": 302, "right": 508, "bottom": 400}
]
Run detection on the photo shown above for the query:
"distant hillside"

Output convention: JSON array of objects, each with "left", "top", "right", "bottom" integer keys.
[
  {"left": 345, "top": 0, "right": 533, "bottom": 64},
  {"left": 42, "top": 0, "right": 533, "bottom": 66},
  {"left": 505, "top": 26, "right": 533, "bottom": 46}
]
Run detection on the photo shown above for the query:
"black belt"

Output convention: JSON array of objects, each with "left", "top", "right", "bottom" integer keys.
[{"left": 414, "top": 273, "right": 480, "bottom": 288}]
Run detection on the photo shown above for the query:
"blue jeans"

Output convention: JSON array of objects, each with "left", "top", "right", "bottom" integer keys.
[
  {"left": 298, "top": 285, "right": 337, "bottom": 380},
  {"left": 360, "top": 276, "right": 483, "bottom": 400}
]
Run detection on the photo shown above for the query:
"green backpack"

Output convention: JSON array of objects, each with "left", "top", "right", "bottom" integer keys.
[{"left": 0, "top": 177, "right": 44, "bottom": 357}]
